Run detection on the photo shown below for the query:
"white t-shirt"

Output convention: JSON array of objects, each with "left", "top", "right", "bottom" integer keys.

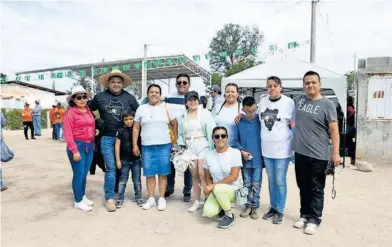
[
  {"left": 135, "top": 103, "right": 176, "bottom": 146},
  {"left": 203, "top": 147, "right": 243, "bottom": 191},
  {"left": 257, "top": 94, "right": 295, "bottom": 159},
  {"left": 212, "top": 103, "right": 240, "bottom": 147}
]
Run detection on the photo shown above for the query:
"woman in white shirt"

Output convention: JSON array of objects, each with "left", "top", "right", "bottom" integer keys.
[
  {"left": 177, "top": 91, "right": 216, "bottom": 213},
  {"left": 258, "top": 76, "right": 295, "bottom": 225},
  {"left": 133, "top": 84, "right": 178, "bottom": 211},
  {"left": 203, "top": 126, "right": 243, "bottom": 229},
  {"left": 212, "top": 83, "right": 241, "bottom": 147}
]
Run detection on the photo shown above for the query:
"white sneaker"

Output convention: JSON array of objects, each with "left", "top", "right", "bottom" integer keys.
[
  {"left": 83, "top": 196, "right": 94, "bottom": 206},
  {"left": 157, "top": 197, "right": 167, "bottom": 211},
  {"left": 293, "top": 217, "right": 308, "bottom": 229},
  {"left": 304, "top": 223, "right": 318, "bottom": 235},
  {"left": 74, "top": 201, "right": 92, "bottom": 212},
  {"left": 188, "top": 201, "right": 200, "bottom": 213},
  {"left": 142, "top": 198, "right": 156, "bottom": 210}
]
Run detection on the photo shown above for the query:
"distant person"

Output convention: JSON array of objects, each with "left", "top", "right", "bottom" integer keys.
[
  {"left": 200, "top": 96, "right": 208, "bottom": 109},
  {"left": 53, "top": 103, "right": 64, "bottom": 140},
  {"left": 210, "top": 85, "right": 224, "bottom": 111},
  {"left": 33, "top": 99, "right": 42, "bottom": 136},
  {"left": 114, "top": 111, "right": 143, "bottom": 208},
  {"left": 21, "top": 102, "right": 35, "bottom": 140},
  {"left": 63, "top": 86, "right": 95, "bottom": 212},
  {"left": 346, "top": 96, "right": 356, "bottom": 164},
  {"left": 50, "top": 105, "right": 56, "bottom": 140}
]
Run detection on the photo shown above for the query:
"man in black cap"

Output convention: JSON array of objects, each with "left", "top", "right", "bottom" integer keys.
[{"left": 210, "top": 85, "right": 224, "bottom": 111}]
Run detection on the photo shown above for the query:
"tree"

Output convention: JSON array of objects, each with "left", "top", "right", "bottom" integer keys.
[
  {"left": 225, "top": 59, "right": 256, "bottom": 77},
  {"left": 211, "top": 73, "right": 223, "bottom": 86},
  {"left": 73, "top": 77, "right": 102, "bottom": 93},
  {"left": 209, "top": 23, "right": 264, "bottom": 73},
  {"left": 345, "top": 71, "right": 357, "bottom": 90}
]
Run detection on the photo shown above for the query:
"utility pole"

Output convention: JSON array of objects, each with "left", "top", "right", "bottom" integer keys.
[
  {"left": 310, "top": 0, "right": 319, "bottom": 63},
  {"left": 141, "top": 44, "right": 147, "bottom": 99}
]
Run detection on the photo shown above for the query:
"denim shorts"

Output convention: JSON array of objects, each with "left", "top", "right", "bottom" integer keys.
[{"left": 142, "top": 143, "right": 171, "bottom": 177}]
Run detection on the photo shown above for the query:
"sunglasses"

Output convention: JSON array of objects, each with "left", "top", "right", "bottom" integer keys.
[
  {"left": 176, "top": 80, "right": 188, "bottom": 86},
  {"left": 214, "top": 134, "right": 227, "bottom": 140},
  {"left": 75, "top": 95, "right": 87, "bottom": 100}
]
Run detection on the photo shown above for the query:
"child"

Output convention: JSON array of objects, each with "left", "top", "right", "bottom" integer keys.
[
  {"left": 234, "top": 96, "right": 262, "bottom": 220},
  {"left": 114, "top": 111, "right": 143, "bottom": 208}
]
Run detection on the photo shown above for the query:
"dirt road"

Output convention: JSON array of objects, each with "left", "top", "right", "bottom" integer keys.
[{"left": 1, "top": 129, "right": 391, "bottom": 247}]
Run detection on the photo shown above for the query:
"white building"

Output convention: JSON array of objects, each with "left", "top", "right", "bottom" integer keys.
[{"left": 0, "top": 81, "right": 66, "bottom": 109}]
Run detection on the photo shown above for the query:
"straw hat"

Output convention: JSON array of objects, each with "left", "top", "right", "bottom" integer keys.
[
  {"left": 98, "top": 69, "right": 132, "bottom": 88},
  {"left": 66, "top": 85, "right": 92, "bottom": 102}
]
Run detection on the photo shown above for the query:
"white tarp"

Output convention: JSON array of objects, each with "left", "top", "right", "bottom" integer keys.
[{"left": 221, "top": 59, "right": 347, "bottom": 116}]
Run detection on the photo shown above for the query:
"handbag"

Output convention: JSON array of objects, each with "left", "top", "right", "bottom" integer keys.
[
  {"left": 171, "top": 147, "right": 195, "bottom": 176},
  {"left": 164, "top": 103, "right": 176, "bottom": 145},
  {"left": 235, "top": 186, "right": 249, "bottom": 206}
]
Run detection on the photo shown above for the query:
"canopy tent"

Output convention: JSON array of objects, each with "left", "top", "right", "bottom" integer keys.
[{"left": 221, "top": 59, "right": 347, "bottom": 116}]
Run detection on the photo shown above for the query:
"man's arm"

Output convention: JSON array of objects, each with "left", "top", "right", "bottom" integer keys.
[
  {"left": 115, "top": 138, "right": 122, "bottom": 169},
  {"left": 329, "top": 121, "right": 340, "bottom": 166}
]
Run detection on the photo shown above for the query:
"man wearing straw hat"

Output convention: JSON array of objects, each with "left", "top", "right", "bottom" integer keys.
[{"left": 89, "top": 69, "right": 139, "bottom": 212}]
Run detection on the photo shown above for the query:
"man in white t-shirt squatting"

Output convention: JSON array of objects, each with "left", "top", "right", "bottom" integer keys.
[{"left": 164, "top": 73, "right": 193, "bottom": 202}]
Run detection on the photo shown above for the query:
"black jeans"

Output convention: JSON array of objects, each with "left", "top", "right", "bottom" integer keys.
[
  {"left": 166, "top": 162, "right": 192, "bottom": 196},
  {"left": 23, "top": 121, "right": 34, "bottom": 139},
  {"left": 294, "top": 152, "right": 328, "bottom": 226}
]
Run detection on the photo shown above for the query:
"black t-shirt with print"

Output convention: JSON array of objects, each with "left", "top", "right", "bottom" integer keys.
[
  {"left": 89, "top": 90, "right": 139, "bottom": 137},
  {"left": 116, "top": 126, "right": 139, "bottom": 161}
]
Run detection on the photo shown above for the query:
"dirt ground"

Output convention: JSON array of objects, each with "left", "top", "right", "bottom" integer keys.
[{"left": 1, "top": 129, "right": 391, "bottom": 247}]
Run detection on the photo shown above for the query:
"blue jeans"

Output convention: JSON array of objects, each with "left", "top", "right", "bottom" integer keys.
[
  {"left": 263, "top": 157, "right": 290, "bottom": 213},
  {"left": 66, "top": 141, "right": 94, "bottom": 202},
  {"left": 117, "top": 159, "right": 142, "bottom": 202},
  {"left": 167, "top": 164, "right": 192, "bottom": 196},
  {"left": 242, "top": 167, "right": 262, "bottom": 208},
  {"left": 54, "top": 123, "right": 61, "bottom": 140},
  {"left": 33, "top": 116, "right": 41, "bottom": 136},
  {"left": 101, "top": 136, "right": 116, "bottom": 200}
]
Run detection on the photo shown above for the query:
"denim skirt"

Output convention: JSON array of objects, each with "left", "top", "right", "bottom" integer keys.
[{"left": 142, "top": 143, "right": 171, "bottom": 177}]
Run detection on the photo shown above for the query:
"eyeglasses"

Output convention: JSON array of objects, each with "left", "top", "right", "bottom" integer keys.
[
  {"left": 214, "top": 134, "right": 227, "bottom": 140},
  {"left": 176, "top": 81, "right": 188, "bottom": 86},
  {"left": 75, "top": 95, "right": 87, "bottom": 100}
]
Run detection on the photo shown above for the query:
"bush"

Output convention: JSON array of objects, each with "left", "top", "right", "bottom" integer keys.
[{"left": 2, "top": 109, "right": 50, "bottom": 130}]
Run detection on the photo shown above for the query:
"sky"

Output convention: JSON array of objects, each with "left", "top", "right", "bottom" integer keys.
[{"left": 1, "top": 0, "right": 391, "bottom": 94}]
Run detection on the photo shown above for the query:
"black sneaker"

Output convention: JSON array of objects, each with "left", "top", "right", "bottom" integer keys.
[
  {"left": 136, "top": 199, "right": 144, "bottom": 207},
  {"left": 263, "top": 208, "right": 276, "bottom": 220},
  {"left": 182, "top": 194, "right": 191, "bottom": 202},
  {"left": 217, "top": 214, "right": 235, "bottom": 229},
  {"left": 272, "top": 212, "right": 284, "bottom": 224},
  {"left": 164, "top": 191, "right": 173, "bottom": 198},
  {"left": 115, "top": 200, "right": 123, "bottom": 209}
]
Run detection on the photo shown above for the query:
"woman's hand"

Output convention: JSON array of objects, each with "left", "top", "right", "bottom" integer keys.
[
  {"left": 206, "top": 184, "right": 215, "bottom": 194},
  {"left": 73, "top": 152, "right": 81, "bottom": 162},
  {"left": 133, "top": 146, "right": 140, "bottom": 157},
  {"left": 234, "top": 114, "right": 244, "bottom": 125}
]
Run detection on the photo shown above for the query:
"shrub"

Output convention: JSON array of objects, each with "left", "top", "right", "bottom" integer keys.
[{"left": 2, "top": 109, "right": 50, "bottom": 130}]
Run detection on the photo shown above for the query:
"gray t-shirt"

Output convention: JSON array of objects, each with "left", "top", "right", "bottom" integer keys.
[{"left": 292, "top": 95, "right": 337, "bottom": 161}]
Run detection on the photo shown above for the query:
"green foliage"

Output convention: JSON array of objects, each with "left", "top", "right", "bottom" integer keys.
[
  {"left": 211, "top": 73, "right": 223, "bottom": 86},
  {"left": 345, "top": 71, "right": 357, "bottom": 90},
  {"left": 73, "top": 77, "right": 102, "bottom": 93},
  {"left": 225, "top": 60, "right": 257, "bottom": 77},
  {"left": 209, "top": 23, "right": 264, "bottom": 72},
  {"left": 2, "top": 109, "right": 50, "bottom": 130}
]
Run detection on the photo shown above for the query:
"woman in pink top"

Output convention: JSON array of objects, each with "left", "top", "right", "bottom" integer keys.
[{"left": 63, "top": 86, "right": 95, "bottom": 212}]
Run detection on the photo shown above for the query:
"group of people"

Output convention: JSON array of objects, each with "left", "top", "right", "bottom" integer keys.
[{"left": 63, "top": 69, "right": 340, "bottom": 235}]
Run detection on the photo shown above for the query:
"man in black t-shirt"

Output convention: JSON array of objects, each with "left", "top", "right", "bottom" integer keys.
[{"left": 89, "top": 69, "right": 139, "bottom": 212}]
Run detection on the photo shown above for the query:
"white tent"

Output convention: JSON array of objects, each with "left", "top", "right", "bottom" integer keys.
[{"left": 221, "top": 59, "right": 347, "bottom": 116}]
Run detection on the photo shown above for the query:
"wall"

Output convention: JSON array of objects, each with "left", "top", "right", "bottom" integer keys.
[
  {"left": 356, "top": 57, "right": 392, "bottom": 162},
  {"left": 0, "top": 84, "right": 56, "bottom": 109}
]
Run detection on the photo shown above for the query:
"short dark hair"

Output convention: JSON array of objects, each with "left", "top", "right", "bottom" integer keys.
[
  {"left": 200, "top": 96, "right": 207, "bottom": 109},
  {"left": 242, "top": 96, "right": 256, "bottom": 107},
  {"left": 212, "top": 126, "right": 228, "bottom": 137},
  {"left": 147, "top": 84, "right": 161, "bottom": 95},
  {"left": 122, "top": 110, "right": 135, "bottom": 120},
  {"left": 303, "top": 71, "right": 321, "bottom": 83},
  {"left": 225, "top": 82, "right": 239, "bottom": 93},
  {"left": 176, "top": 73, "right": 190, "bottom": 83},
  {"left": 267, "top": 76, "right": 282, "bottom": 86}
]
